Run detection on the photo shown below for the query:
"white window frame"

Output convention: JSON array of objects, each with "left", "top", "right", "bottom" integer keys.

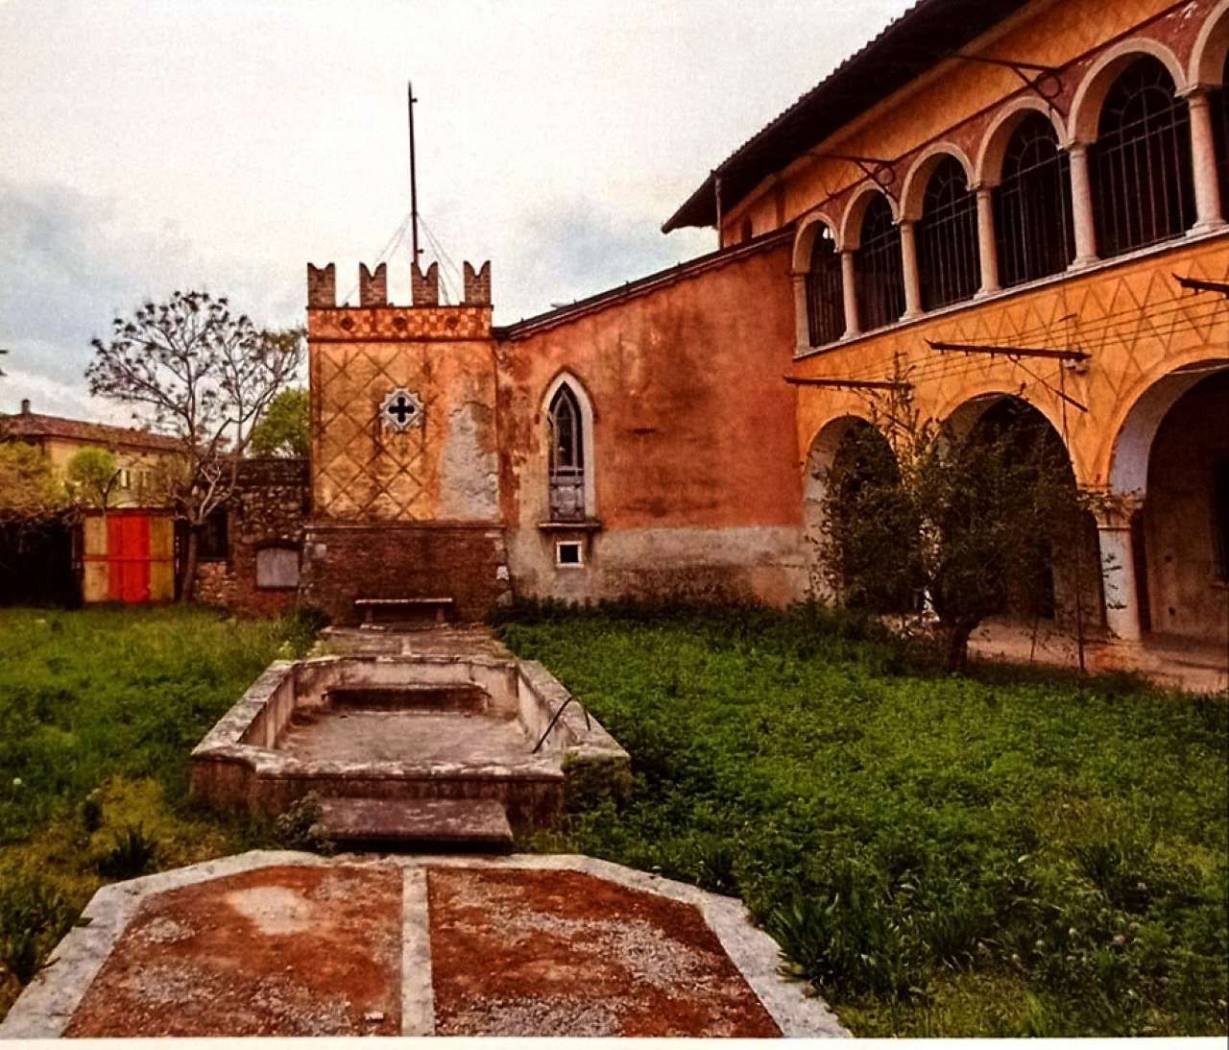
[{"left": 554, "top": 539, "right": 585, "bottom": 569}]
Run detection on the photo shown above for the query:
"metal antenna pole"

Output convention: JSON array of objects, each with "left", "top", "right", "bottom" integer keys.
[{"left": 408, "top": 80, "right": 421, "bottom": 263}]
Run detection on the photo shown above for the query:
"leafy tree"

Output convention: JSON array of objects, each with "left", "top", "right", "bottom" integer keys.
[
  {"left": 85, "top": 292, "right": 303, "bottom": 600},
  {"left": 249, "top": 386, "right": 309, "bottom": 458},
  {"left": 816, "top": 368, "right": 1107, "bottom": 673},
  {"left": 0, "top": 443, "right": 66, "bottom": 523},
  {"left": 65, "top": 447, "right": 120, "bottom": 512}
]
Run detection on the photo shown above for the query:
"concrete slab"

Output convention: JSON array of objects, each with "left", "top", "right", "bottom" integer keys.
[
  {"left": 0, "top": 851, "right": 849, "bottom": 1039},
  {"left": 318, "top": 798, "right": 514, "bottom": 850}
]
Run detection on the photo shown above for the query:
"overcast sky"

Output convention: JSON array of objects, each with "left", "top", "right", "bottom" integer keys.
[{"left": 0, "top": 0, "right": 910, "bottom": 421}]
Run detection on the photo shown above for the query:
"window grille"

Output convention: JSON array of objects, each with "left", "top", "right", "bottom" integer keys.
[
  {"left": 548, "top": 385, "right": 585, "bottom": 522},
  {"left": 917, "top": 156, "right": 980, "bottom": 310},
  {"left": 197, "top": 506, "right": 229, "bottom": 561},
  {"left": 994, "top": 114, "right": 1076, "bottom": 287},
  {"left": 853, "top": 195, "right": 906, "bottom": 332},
  {"left": 1091, "top": 57, "right": 1195, "bottom": 258},
  {"left": 805, "top": 224, "right": 844, "bottom": 346},
  {"left": 1212, "top": 53, "right": 1229, "bottom": 216}
]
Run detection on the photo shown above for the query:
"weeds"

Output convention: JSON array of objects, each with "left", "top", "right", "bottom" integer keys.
[{"left": 499, "top": 604, "right": 1229, "bottom": 1037}]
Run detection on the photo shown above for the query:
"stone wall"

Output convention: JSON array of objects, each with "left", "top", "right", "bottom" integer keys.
[{"left": 194, "top": 458, "right": 310, "bottom": 616}]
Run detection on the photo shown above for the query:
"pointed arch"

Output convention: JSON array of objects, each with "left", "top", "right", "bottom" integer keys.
[{"left": 542, "top": 371, "right": 597, "bottom": 521}]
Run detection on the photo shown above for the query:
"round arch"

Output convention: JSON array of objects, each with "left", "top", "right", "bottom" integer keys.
[
  {"left": 1105, "top": 357, "right": 1229, "bottom": 496},
  {"left": 802, "top": 413, "right": 879, "bottom": 598},
  {"left": 1189, "top": 0, "right": 1229, "bottom": 87},
  {"left": 1068, "top": 37, "right": 1188, "bottom": 144},
  {"left": 839, "top": 185, "right": 898, "bottom": 250},
  {"left": 899, "top": 143, "right": 976, "bottom": 221},
  {"left": 933, "top": 384, "right": 1088, "bottom": 479},
  {"left": 541, "top": 369, "right": 598, "bottom": 518},
  {"left": 793, "top": 210, "right": 842, "bottom": 270},
  {"left": 975, "top": 98, "right": 1069, "bottom": 186}
]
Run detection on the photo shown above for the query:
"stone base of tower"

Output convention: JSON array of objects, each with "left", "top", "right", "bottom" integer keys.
[{"left": 300, "top": 521, "right": 511, "bottom": 625}]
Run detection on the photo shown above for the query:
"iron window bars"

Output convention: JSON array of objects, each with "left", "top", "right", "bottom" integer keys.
[
  {"left": 805, "top": 224, "right": 845, "bottom": 346},
  {"left": 854, "top": 194, "right": 907, "bottom": 332},
  {"left": 994, "top": 113, "right": 1076, "bottom": 287},
  {"left": 917, "top": 156, "right": 981, "bottom": 310},
  {"left": 1091, "top": 56, "right": 1196, "bottom": 258}
]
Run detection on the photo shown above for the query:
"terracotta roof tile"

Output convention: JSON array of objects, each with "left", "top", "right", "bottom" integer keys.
[{"left": 0, "top": 411, "right": 182, "bottom": 453}]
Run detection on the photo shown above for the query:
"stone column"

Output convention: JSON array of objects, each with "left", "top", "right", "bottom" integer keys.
[
  {"left": 840, "top": 250, "right": 861, "bottom": 338},
  {"left": 1095, "top": 502, "right": 1143, "bottom": 642},
  {"left": 792, "top": 272, "right": 812, "bottom": 350},
  {"left": 1067, "top": 143, "right": 1099, "bottom": 268},
  {"left": 975, "top": 186, "right": 1000, "bottom": 295},
  {"left": 899, "top": 219, "right": 924, "bottom": 318},
  {"left": 1182, "top": 87, "right": 1224, "bottom": 232}
]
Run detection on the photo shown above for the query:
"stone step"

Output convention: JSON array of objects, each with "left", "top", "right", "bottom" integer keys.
[
  {"left": 325, "top": 683, "right": 489, "bottom": 713},
  {"left": 316, "top": 797, "right": 514, "bottom": 852}
]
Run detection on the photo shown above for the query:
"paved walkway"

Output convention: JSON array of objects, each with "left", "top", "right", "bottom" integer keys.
[
  {"left": 969, "top": 617, "right": 1227, "bottom": 693},
  {"left": 0, "top": 851, "right": 848, "bottom": 1039}
]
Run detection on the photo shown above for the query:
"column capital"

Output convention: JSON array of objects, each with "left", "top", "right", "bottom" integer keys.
[
  {"left": 1178, "top": 83, "right": 1213, "bottom": 104},
  {"left": 1090, "top": 490, "right": 1144, "bottom": 529}
]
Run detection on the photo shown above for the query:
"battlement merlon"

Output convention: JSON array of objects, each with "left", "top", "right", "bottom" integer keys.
[{"left": 305, "top": 259, "right": 493, "bottom": 341}]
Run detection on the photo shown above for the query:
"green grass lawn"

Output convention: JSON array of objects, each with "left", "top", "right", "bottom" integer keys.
[
  {"left": 0, "top": 605, "right": 316, "bottom": 1018},
  {"left": 498, "top": 605, "right": 1229, "bottom": 1038}
]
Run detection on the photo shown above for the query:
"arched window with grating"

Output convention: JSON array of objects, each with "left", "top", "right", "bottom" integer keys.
[
  {"left": 548, "top": 383, "right": 586, "bottom": 522},
  {"left": 853, "top": 195, "right": 906, "bottom": 331},
  {"left": 1212, "top": 51, "right": 1229, "bottom": 216},
  {"left": 1091, "top": 56, "right": 1195, "bottom": 257},
  {"left": 993, "top": 114, "right": 1076, "bottom": 286},
  {"left": 805, "top": 224, "right": 844, "bottom": 346},
  {"left": 917, "top": 156, "right": 980, "bottom": 310}
]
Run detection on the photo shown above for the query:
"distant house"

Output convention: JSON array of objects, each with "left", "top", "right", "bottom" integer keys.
[{"left": 0, "top": 399, "right": 182, "bottom": 603}]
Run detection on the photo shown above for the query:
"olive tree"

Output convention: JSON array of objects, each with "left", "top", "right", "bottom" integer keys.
[
  {"left": 816, "top": 373, "right": 1106, "bottom": 673},
  {"left": 86, "top": 292, "right": 303, "bottom": 600}
]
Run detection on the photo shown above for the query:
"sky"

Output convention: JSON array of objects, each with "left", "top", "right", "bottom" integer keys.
[{"left": 0, "top": 0, "right": 912, "bottom": 421}]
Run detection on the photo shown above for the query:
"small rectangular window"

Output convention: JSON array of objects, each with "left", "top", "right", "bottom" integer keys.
[
  {"left": 555, "top": 540, "right": 583, "bottom": 568},
  {"left": 117, "top": 468, "right": 131, "bottom": 490}
]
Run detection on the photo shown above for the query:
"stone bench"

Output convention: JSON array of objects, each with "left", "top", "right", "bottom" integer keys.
[{"left": 354, "top": 597, "right": 454, "bottom": 626}]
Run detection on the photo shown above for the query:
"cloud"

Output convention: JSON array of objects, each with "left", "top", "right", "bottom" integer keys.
[{"left": 0, "top": 179, "right": 301, "bottom": 416}]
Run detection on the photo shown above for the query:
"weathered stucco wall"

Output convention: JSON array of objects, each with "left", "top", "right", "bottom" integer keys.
[
  {"left": 308, "top": 305, "right": 499, "bottom": 524},
  {"left": 498, "top": 237, "right": 805, "bottom": 605}
]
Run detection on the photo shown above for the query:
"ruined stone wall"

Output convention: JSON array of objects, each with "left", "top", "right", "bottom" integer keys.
[
  {"left": 497, "top": 237, "right": 805, "bottom": 605},
  {"left": 193, "top": 458, "right": 310, "bottom": 616},
  {"left": 298, "top": 522, "right": 510, "bottom": 623}
]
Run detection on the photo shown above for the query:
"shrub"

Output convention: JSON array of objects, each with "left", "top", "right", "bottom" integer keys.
[
  {"left": 0, "top": 875, "right": 73, "bottom": 985},
  {"left": 272, "top": 793, "right": 334, "bottom": 854},
  {"left": 96, "top": 824, "right": 158, "bottom": 879}
]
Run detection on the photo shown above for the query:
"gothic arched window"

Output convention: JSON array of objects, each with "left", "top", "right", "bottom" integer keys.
[
  {"left": 853, "top": 195, "right": 906, "bottom": 332},
  {"left": 917, "top": 156, "right": 980, "bottom": 310},
  {"left": 548, "top": 383, "right": 586, "bottom": 522},
  {"left": 805, "top": 224, "right": 844, "bottom": 346},
  {"left": 994, "top": 114, "right": 1076, "bottom": 286},
  {"left": 1091, "top": 56, "right": 1195, "bottom": 257}
]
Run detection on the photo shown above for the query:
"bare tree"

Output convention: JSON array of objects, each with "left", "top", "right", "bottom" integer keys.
[{"left": 86, "top": 292, "right": 303, "bottom": 600}]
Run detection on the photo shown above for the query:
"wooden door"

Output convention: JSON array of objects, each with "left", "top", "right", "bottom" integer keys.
[{"left": 107, "top": 514, "right": 151, "bottom": 603}]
